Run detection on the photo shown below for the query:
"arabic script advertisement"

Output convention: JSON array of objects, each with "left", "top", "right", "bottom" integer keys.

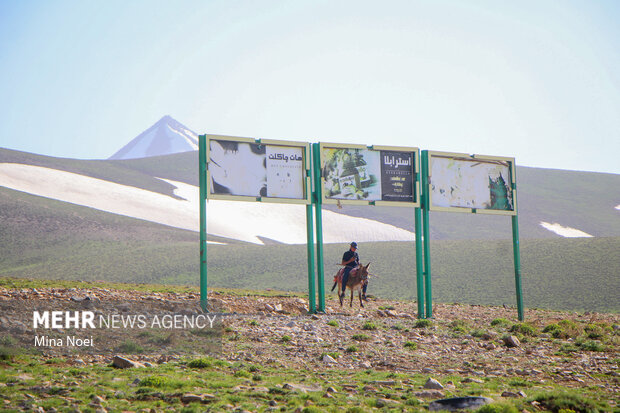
[
  {"left": 209, "top": 140, "right": 305, "bottom": 199},
  {"left": 380, "top": 151, "right": 415, "bottom": 202}
]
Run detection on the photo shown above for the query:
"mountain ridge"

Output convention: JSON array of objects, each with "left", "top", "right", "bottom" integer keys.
[{"left": 109, "top": 115, "right": 198, "bottom": 160}]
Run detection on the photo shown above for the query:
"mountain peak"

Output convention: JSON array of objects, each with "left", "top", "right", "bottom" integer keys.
[{"left": 109, "top": 116, "right": 198, "bottom": 160}]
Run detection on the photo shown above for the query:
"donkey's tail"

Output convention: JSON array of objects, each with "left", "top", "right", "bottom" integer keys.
[{"left": 331, "top": 282, "right": 338, "bottom": 292}]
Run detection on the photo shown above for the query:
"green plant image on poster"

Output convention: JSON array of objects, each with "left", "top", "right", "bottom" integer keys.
[
  {"left": 428, "top": 153, "right": 516, "bottom": 214},
  {"left": 322, "top": 147, "right": 381, "bottom": 201},
  {"left": 320, "top": 145, "right": 418, "bottom": 205}
]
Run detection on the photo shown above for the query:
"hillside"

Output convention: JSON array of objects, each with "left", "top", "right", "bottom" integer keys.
[
  {"left": 0, "top": 279, "right": 618, "bottom": 412},
  {"left": 1, "top": 184, "right": 618, "bottom": 313},
  {"left": 2, "top": 147, "right": 619, "bottom": 241}
]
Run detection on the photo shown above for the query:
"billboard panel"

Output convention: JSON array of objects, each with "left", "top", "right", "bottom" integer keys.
[
  {"left": 320, "top": 143, "right": 419, "bottom": 206},
  {"left": 427, "top": 151, "right": 516, "bottom": 215},
  {"left": 206, "top": 135, "right": 310, "bottom": 204}
]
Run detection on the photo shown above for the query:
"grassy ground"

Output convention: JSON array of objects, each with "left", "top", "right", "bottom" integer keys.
[{"left": 0, "top": 278, "right": 618, "bottom": 412}]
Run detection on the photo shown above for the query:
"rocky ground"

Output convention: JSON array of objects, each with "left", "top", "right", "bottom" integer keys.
[{"left": 0, "top": 283, "right": 618, "bottom": 412}]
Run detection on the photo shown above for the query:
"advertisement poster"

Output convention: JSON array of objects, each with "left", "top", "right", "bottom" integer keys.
[
  {"left": 430, "top": 156, "right": 514, "bottom": 211},
  {"left": 380, "top": 151, "right": 415, "bottom": 202},
  {"left": 265, "top": 145, "right": 304, "bottom": 199},
  {"left": 321, "top": 148, "right": 382, "bottom": 201},
  {"left": 209, "top": 140, "right": 305, "bottom": 199}
]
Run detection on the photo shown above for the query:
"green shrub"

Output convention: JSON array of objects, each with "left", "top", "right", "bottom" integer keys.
[
  {"left": 584, "top": 324, "right": 606, "bottom": 340},
  {"left": 543, "top": 323, "right": 566, "bottom": 338},
  {"left": 327, "top": 320, "right": 339, "bottom": 327},
  {"left": 233, "top": 370, "right": 251, "bottom": 378},
  {"left": 509, "top": 323, "right": 538, "bottom": 337},
  {"left": 532, "top": 390, "right": 610, "bottom": 412},
  {"left": 346, "top": 345, "right": 358, "bottom": 353},
  {"left": 414, "top": 319, "right": 433, "bottom": 328},
  {"left": 139, "top": 376, "right": 170, "bottom": 388},
  {"left": 362, "top": 321, "right": 377, "bottom": 331},
  {"left": 352, "top": 334, "right": 370, "bottom": 341},
  {"left": 577, "top": 340, "right": 607, "bottom": 352},
  {"left": 248, "top": 319, "right": 259, "bottom": 326},
  {"left": 404, "top": 341, "right": 417, "bottom": 350},
  {"left": 187, "top": 358, "right": 213, "bottom": 368},
  {"left": 281, "top": 335, "right": 292, "bottom": 343},
  {"left": 490, "top": 318, "right": 511, "bottom": 327},
  {"left": 117, "top": 340, "right": 144, "bottom": 354}
]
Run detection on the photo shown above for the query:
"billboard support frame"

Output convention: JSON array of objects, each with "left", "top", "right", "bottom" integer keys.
[
  {"left": 199, "top": 135, "right": 317, "bottom": 313},
  {"left": 199, "top": 135, "right": 209, "bottom": 312},
  {"left": 420, "top": 150, "right": 524, "bottom": 321}
]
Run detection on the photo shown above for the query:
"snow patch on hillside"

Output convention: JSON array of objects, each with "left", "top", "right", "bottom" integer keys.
[
  {"left": 0, "top": 163, "right": 415, "bottom": 245},
  {"left": 539, "top": 221, "right": 593, "bottom": 238}
]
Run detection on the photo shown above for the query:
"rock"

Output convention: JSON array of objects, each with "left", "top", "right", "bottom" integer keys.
[
  {"left": 429, "top": 396, "right": 492, "bottom": 411},
  {"left": 422, "top": 367, "right": 435, "bottom": 373},
  {"left": 481, "top": 331, "right": 498, "bottom": 340},
  {"left": 462, "top": 378, "right": 484, "bottom": 384},
  {"left": 285, "top": 321, "right": 297, "bottom": 328},
  {"left": 485, "top": 342, "right": 496, "bottom": 350},
  {"left": 180, "top": 393, "right": 203, "bottom": 403},
  {"left": 283, "top": 383, "right": 322, "bottom": 393},
  {"left": 323, "top": 354, "right": 337, "bottom": 364},
  {"left": 274, "top": 304, "right": 284, "bottom": 312},
  {"left": 371, "top": 380, "right": 396, "bottom": 386},
  {"left": 503, "top": 335, "right": 521, "bottom": 348},
  {"left": 326, "top": 386, "right": 337, "bottom": 393},
  {"left": 91, "top": 395, "right": 105, "bottom": 405},
  {"left": 359, "top": 361, "right": 372, "bottom": 369},
  {"left": 424, "top": 378, "right": 444, "bottom": 390},
  {"left": 375, "top": 398, "right": 398, "bottom": 408},
  {"left": 501, "top": 391, "right": 525, "bottom": 398},
  {"left": 264, "top": 304, "right": 274, "bottom": 311},
  {"left": 112, "top": 356, "right": 144, "bottom": 369},
  {"left": 311, "top": 314, "right": 321, "bottom": 320}
]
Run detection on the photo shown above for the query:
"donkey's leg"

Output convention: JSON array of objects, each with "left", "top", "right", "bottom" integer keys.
[
  {"left": 359, "top": 290, "right": 364, "bottom": 308},
  {"left": 350, "top": 289, "right": 354, "bottom": 307},
  {"left": 338, "top": 283, "right": 344, "bottom": 307}
]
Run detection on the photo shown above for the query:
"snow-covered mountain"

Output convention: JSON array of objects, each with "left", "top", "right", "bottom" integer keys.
[{"left": 109, "top": 115, "right": 198, "bottom": 160}]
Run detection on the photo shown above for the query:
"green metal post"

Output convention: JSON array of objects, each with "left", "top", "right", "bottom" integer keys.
[
  {"left": 421, "top": 150, "right": 432, "bottom": 318},
  {"left": 414, "top": 207, "right": 425, "bottom": 319},
  {"left": 306, "top": 203, "right": 316, "bottom": 313},
  {"left": 312, "top": 143, "right": 326, "bottom": 312},
  {"left": 512, "top": 213, "right": 525, "bottom": 321},
  {"left": 198, "top": 135, "right": 208, "bottom": 312}
]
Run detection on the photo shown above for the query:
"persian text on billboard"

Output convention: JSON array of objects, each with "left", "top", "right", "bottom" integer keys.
[{"left": 209, "top": 140, "right": 304, "bottom": 199}]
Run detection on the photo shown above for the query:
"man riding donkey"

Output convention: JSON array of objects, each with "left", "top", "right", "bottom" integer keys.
[{"left": 331, "top": 242, "right": 370, "bottom": 307}]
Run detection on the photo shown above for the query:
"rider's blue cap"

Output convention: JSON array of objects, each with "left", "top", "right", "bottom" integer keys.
[{"left": 350, "top": 242, "right": 358, "bottom": 248}]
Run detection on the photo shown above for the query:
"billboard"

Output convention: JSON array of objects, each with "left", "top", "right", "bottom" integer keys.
[
  {"left": 206, "top": 135, "right": 311, "bottom": 204},
  {"left": 319, "top": 143, "right": 419, "bottom": 207},
  {"left": 427, "top": 151, "right": 516, "bottom": 215}
]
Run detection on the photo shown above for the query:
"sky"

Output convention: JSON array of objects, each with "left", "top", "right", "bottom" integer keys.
[{"left": 0, "top": 0, "right": 619, "bottom": 174}]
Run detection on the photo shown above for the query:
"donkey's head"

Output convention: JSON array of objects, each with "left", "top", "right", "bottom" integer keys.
[{"left": 358, "top": 262, "right": 371, "bottom": 281}]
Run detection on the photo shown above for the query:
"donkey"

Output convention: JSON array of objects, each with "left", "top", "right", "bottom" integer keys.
[{"left": 330, "top": 263, "right": 371, "bottom": 308}]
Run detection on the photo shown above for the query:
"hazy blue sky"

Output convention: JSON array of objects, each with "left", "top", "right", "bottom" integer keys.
[{"left": 1, "top": 0, "right": 619, "bottom": 173}]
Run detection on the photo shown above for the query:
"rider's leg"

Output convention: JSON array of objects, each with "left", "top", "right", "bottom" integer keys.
[
  {"left": 341, "top": 267, "right": 352, "bottom": 293},
  {"left": 362, "top": 281, "right": 368, "bottom": 300}
]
